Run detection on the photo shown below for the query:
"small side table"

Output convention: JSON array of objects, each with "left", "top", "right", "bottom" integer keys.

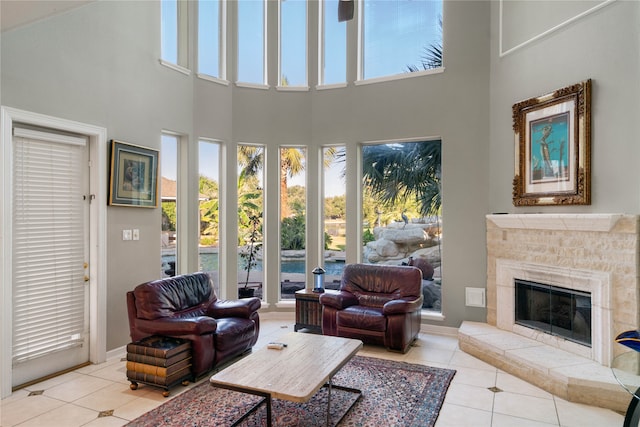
[{"left": 294, "top": 289, "right": 337, "bottom": 333}]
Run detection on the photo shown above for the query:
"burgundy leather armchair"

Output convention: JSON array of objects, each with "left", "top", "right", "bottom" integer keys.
[
  {"left": 126, "top": 272, "right": 260, "bottom": 378},
  {"left": 319, "top": 264, "right": 423, "bottom": 353}
]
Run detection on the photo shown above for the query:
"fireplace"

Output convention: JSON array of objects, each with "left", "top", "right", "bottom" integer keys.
[
  {"left": 486, "top": 214, "right": 640, "bottom": 367},
  {"left": 514, "top": 279, "right": 591, "bottom": 347}
]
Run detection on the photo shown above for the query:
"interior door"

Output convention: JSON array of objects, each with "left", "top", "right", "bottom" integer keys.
[{"left": 11, "top": 127, "right": 90, "bottom": 388}]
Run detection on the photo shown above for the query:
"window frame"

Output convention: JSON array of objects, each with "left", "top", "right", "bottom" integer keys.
[
  {"left": 317, "top": 0, "right": 348, "bottom": 89},
  {"left": 358, "top": 136, "right": 444, "bottom": 320},
  {"left": 196, "top": 0, "right": 228, "bottom": 83},
  {"left": 236, "top": 0, "right": 268, "bottom": 88},
  {"left": 356, "top": 0, "right": 444, "bottom": 85},
  {"left": 160, "top": 132, "right": 185, "bottom": 277},
  {"left": 277, "top": 0, "right": 309, "bottom": 91},
  {"left": 160, "top": 0, "right": 191, "bottom": 74},
  {"left": 278, "top": 145, "right": 308, "bottom": 301},
  {"left": 197, "top": 138, "right": 222, "bottom": 294}
]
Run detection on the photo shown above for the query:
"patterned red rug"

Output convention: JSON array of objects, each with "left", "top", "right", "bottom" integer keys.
[{"left": 127, "top": 355, "right": 455, "bottom": 427}]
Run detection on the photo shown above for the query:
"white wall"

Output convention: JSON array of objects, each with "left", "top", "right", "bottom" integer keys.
[
  {"left": 488, "top": 0, "right": 640, "bottom": 212},
  {"left": 1, "top": 0, "right": 492, "bottom": 354}
]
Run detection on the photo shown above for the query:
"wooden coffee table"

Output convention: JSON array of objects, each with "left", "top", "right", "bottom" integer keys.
[{"left": 209, "top": 332, "right": 363, "bottom": 426}]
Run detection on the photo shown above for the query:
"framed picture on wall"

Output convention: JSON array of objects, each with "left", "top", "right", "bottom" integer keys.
[
  {"left": 512, "top": 79, "right": 591, "bottom": 206},
  {"left": 109, "top": 140, "right": 159, "bottom": 207}
]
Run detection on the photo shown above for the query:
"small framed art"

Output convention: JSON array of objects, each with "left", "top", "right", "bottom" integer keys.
[{"left": 109, "top": 140, "right": 159, "bottom": 207}]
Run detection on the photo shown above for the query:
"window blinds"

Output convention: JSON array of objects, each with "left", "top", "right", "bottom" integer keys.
[{"left": 12, "top": 128, "right": 87, "bottom": 365}]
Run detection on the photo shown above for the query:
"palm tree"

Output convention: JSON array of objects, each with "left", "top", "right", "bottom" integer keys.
[
  {"left": 280, "top": 148, "right": 305, "bottom": 219},
  {"left": 407, "top": 16, "right": 443, "bottom": 72},
  {"left": 237, "top": 145, "right": 306, "bottom": 220},
  {"left": 238, "top": 145, "right": 263, "bottom": 179},
  {"left": 362, "top": 141, "right": 441, "bottom": 218}
]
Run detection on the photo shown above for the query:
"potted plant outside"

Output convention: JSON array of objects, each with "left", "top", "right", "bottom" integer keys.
[{"left": 239, "top": 213, "right": 262, "bottom": 298}]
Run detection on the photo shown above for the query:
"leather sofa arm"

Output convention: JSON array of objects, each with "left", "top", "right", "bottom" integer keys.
[
  {"left": 207, "top": 297, "right": 261, "bottom": 319},
  {"left": 383, "top": 296, "right": 424, "bottom": 315},
  {"left": 319, "top": 291, "right": 359, "bottom": 310},
  {"left": 134, "top": 316, "right": 218, "bottom": 336}
]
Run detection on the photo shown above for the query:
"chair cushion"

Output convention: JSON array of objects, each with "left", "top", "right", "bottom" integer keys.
[
  {"left": 134, "top": 273, "right": 213, "bottom": 320},
  {"left": 213, "top": 318, "right": 256, "bottom": 351},
  {"left": 337, "top": 306, "right": 386, "bottom": 332}
]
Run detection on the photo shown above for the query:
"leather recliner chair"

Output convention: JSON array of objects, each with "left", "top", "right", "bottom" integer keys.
[
  {"left": 126, "top": 272, "right": 260, "bottom": 378},
  {"left": 319, "top": 263, "right": 423, "bottom": 353}
]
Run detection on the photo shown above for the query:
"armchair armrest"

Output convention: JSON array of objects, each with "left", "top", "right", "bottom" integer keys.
[
  {"left": 383, "top": 296, "right": 424, "bottom": 315},
  {"left": 207, "top": 297, "right": 261, "bottom": 319},
  {"left": 134, "top": 316, "right": 218, "bottom": 336},
  {"left": 319, "top": 291, "right": 359, "bottom": 310}
]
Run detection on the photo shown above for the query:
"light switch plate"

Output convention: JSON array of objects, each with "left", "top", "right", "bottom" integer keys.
[
  {"left": 122, "top": 229, "right": 132, "bottom": 241},
  {"left": 132, "top": 229, "right": 140, "bottom": 240}
]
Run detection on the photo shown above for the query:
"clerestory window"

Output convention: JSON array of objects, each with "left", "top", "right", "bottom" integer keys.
[
  {"left": 319, "top": 0, "right": 347, "bottom": 86},
  {"left": 359, "top": 0, "right": 443, "bottom": 81},
  {"left": 161, "top": 0, "right": 189, "bottom": 69},
  {"left": 279, "top": 0, "right": 308, "bottom": 88},
  {"left": 198, "top": 0, "right": 226, "bottom": 80},
  {"left": 237, "top": 0, "right": 267, "bottom": 85}
]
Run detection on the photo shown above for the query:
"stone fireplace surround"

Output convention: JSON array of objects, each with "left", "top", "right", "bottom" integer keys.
[{"left": 458, "top": 214, "right": 640, "bottom": 412}]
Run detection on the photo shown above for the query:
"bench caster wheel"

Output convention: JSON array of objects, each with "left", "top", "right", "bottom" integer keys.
[
  {"left": 129, "top": 382, "right": 138, "bottom": 390},
  {"left": 162, "top": 390, "right": 170, "bottom": 397}
]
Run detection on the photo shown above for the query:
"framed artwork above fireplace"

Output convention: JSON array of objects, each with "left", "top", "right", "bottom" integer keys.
[{"left": 512, "top": 79, "right": 591, "bottom": 206}]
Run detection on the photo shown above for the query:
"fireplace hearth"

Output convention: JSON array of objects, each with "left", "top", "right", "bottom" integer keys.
[
  {"left": 515, "top": 279, "right": 591, "bottom": 347},
  {"left": 457, "top": 214, "right": 640, "bottom": 412}
]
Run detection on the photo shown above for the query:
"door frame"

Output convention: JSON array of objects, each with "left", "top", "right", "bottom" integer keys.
[{"left": 0, "top": 106, "right": 108, "bottom": 398}]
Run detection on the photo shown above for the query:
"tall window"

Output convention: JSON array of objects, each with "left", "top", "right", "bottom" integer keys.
[
  {"left": 322, "top": 146, "right": 346, "bottom": 281},
  {"left": 279, "top": 147, "right": 306, "bottom": 299},
  {"left": 320, "top": 0, "right": 347, "bottom": 85},
  {"left": 279, "top": 0, "right": 307, "bottom": 87},
  {"left": 161, "top": 0, "right": 178, "bottom": 63},
  {"left": 161, "top": 134, "right": 180, "bottom": 277},
  {"left": 361, "top": 140, "right": 442, "bottom": 313},
  {"left": 198, "top": 140, "right": 220, "bottom": 293},
  {"left": 237, "top": 144, "right": 264, "bottom": 299},
  {"left": 360, "top": 0, "right": 442, "bottom": 80},
  {"left": 237, "top": 0, "right": 266, "bottom": 84},
  {"left": 161, "top": 0, "right": 188, "bottom": 67},
  {"left": 198, "top": 0, "right": 225, "bottom": 79}
]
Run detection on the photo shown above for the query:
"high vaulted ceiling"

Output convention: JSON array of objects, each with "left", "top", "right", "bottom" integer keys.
[{"left": 1, "top": 0, "right": 93, "bottom": 33}]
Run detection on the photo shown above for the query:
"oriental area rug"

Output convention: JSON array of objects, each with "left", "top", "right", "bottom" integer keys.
[{"left": 127, "top": 355, "right": 456, "bottom": 427}]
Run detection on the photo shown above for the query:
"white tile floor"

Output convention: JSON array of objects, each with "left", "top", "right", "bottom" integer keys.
[{"left": 1, "top": 317, "right": 626, "bottom": 427}]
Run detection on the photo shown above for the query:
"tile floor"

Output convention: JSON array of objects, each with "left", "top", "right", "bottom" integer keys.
[{"left": 1, "top": 316, "right": 626, "bottom": 427}]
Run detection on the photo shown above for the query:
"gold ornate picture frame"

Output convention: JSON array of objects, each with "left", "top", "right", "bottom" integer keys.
[{"left": 512, "top": 79, "right": 591, "bottom": 206}]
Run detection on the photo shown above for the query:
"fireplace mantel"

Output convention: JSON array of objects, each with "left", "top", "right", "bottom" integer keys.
[{"left": 487, "top": 213, "right": 624, "bottom": 232}]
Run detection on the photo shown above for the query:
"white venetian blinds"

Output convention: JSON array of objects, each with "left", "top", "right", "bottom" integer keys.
[{"left": 12, "top": 127, "right": 87, "bottom": 365}]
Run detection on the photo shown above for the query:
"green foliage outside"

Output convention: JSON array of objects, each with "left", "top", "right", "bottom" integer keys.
[
  {"left": 199, "top": 175, "right": 219, "bottom": 244},
  {"left": 362, "top": 229, "right": 375, "bottom": 246},
  {"left": 162, "top": 201, "right": 176, "bottom": 232},
  {"left": 324, "top": 232, "right": 333, "bottom": 250},
  {"left": 281, "top": 214, "right": 305, "bottom": 250}
]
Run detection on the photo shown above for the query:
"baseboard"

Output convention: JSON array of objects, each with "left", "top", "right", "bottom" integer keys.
[{"left": 420, "top": 323, "right": 458, "bottom": 337}]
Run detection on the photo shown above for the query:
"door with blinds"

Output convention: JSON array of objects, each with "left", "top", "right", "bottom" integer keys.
[{"left": 11, "top": 127, "right": 90, "bottom": 388}]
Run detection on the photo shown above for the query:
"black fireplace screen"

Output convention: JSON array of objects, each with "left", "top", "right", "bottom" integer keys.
[{"left": 515, "top": 279, "right": 591, "bottom": 347}]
